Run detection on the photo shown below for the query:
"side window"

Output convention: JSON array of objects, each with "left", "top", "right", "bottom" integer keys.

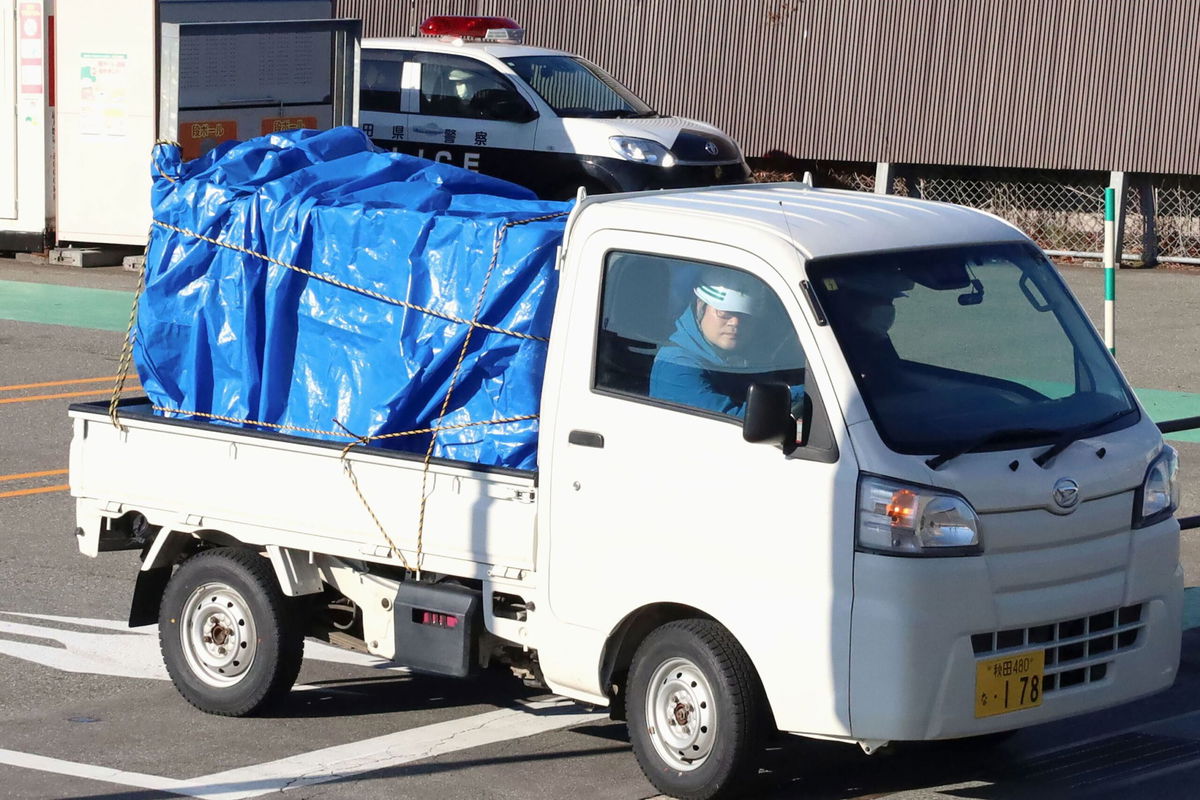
[
  {"left": 361, "top": 57, "right": 406, "bottom": 113},
  {"left": 596, "top": 251, "right": 806, "bottom": 420},
  {"left": 415, "top": 53, "right": 530, "bottom": 121}
]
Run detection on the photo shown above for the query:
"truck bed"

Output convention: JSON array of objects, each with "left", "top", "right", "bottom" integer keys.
[{"left": 69, "top": 400, "right": 539, "bottom": 579}]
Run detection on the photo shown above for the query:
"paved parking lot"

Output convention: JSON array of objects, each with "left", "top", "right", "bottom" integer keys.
[{"left": 1, "top": 256, "right": 1199, "bottom": 799}]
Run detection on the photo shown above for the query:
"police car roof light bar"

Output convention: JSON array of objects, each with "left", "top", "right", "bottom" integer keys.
[{"left": 419, "top": 16, "right": 524, "bottom": 44}]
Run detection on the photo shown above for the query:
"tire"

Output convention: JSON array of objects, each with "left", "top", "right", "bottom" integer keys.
[
  {"left": 158, "top": 547, "right": 305, "bottom": 716},
  {"left": 626, "top": 619, "right": 765, "bottom": 800}
]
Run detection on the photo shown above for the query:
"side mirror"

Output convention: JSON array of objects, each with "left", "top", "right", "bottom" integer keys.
[{"left": 743, "top": 383, "right": 798, "bottom": 454}]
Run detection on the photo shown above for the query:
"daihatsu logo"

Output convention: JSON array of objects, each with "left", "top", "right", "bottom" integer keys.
[{"left": 1053, "top": 478, "right": 1080, "bottom": 511}]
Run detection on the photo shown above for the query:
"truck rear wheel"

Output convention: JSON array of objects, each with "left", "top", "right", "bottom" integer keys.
[
  {"left": 626, "top": 619, "right": 765, "bottom": 800},
  {"left": 159, "top": 547, "right": 304, "bottom": 716}
]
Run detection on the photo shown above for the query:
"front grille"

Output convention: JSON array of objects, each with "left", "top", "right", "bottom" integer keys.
[
  {"left": 671, "top": 130, "right": 741, "bottom": 162},
  {"left": 971, "top": 604, "right": 1144, "bottom": 693}
]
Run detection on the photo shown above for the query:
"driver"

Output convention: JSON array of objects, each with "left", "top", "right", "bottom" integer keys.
[
  {"left": 650, "top": 269, "right": 802, "bottom": 418},
  {"left": 829, "top": 272, "right": 913, "bottom": 391}
]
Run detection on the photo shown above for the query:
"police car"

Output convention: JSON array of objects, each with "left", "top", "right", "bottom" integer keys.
[{"left": 359, "top": 16, "right": 751, "bottom": 199}]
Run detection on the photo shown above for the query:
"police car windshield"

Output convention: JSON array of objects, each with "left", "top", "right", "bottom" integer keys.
[
  {"left": 807, "top": 243, "right": 1138, "bottom": 456},
  {"left": 502, "top": 56, "right": 656, "bottom": 118}
]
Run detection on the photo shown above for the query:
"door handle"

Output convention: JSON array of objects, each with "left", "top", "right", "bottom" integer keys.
[{"left": 568, "top": 430, "right": 605, "bottom": 448}]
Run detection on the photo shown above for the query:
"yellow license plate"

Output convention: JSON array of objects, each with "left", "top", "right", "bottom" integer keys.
[{"left": 974, "top": 650, "right": 1045, "bottom": 718}]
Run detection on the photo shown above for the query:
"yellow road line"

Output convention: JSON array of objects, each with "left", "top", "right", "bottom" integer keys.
[
  {"left": 0, "top": 484, "right": 70, "bottom": 499},
  {"left": 0, "top": 386, "right": 140, "bottom": 405},
  {"left": 0, "top": 376, "right": 123, "bottom": 392},
  {"left": 0, "top": 469, "right": 68, "bottom": 482}
]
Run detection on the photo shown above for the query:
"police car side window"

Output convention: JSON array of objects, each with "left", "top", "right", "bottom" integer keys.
[
  {"left": 595, "top": 252, "right": 807, "bottom": 421},
  {"left": 415, "top": 53, "right": 529, "bottom": 121},
  {"left": 361, "top": 57, "right": 406, "bottom": 113}
]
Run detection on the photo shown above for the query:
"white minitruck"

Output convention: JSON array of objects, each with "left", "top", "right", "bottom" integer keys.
[{"left": 72, "top": 184, "right": 1183, "bottom": 800}]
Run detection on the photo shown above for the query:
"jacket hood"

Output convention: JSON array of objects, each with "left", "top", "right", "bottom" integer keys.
[{"left": 656, "top": 307, "right": 755, "bottom": 372}]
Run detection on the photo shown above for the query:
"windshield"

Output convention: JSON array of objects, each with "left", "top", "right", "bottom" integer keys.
[
  {"left": 501, "top": 55, "right": 655, "bottom": 118},
  {"left": 807, "top": 243, "right": 1139, "bottom": 455}
]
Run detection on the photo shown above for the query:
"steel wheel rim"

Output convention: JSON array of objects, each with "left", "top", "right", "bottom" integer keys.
[
  {"left": 180, "top": 581, "right": 258, "bottom": 688},
  {"left": 644, "top": 656, "right": 717, "bottom": 771}
]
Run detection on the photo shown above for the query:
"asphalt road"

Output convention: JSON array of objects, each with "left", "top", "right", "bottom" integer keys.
[{"left": 1, "top": 256, "right": 1199, "bottom": 800}]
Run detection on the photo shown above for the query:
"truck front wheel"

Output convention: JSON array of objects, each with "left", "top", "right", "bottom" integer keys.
[
  {"left": 159, "top": 547, "right": 304, "bottom": 716},
  {"left": 626, "top": 619, "right": 765, "bottom": 800}
]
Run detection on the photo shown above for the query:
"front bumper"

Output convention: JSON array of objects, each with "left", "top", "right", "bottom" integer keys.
[{"left": 845, "top": 516, "right": 1183, "bottom": 741}]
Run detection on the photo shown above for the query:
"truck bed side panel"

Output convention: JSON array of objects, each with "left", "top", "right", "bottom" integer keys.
[{"left": 70, "top": 403, "right": 537, "bottom": 573}]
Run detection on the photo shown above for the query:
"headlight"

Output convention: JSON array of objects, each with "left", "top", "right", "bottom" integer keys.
[
  {"left": 608, "top": 136, "right": 676, "bottom": 167},
  {"left": 1135, "top": 446, "right": 1180, "bottom": 528},
  {"left": 857, "top": 475, "right": 981, "bottom": 555}
]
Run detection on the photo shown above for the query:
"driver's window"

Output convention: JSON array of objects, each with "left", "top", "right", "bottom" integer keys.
[
  {"left": 415, "top": 53, "right": 527, "bottom": 121},
  {"left": 595, "top": 251, "right": 806, "bottom": 420}
]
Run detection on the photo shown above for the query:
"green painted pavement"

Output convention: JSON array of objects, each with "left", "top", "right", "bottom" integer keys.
[
  {"left": 1185, "top": 587, "right": 1200, "bottom": 631},
  {"left": 1136, "top": 388, "right": 1200, "bottom": 443},
  {"left": 0, "top": 280, "right": 134, "bottom": 333}
]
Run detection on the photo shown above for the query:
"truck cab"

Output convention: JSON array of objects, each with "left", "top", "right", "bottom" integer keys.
[
  {"left": 359, "top": 16, "right": 750, "bottom": 199},
  {"left": 534, "top": 183, "right": 1182, "bottom": 790}
]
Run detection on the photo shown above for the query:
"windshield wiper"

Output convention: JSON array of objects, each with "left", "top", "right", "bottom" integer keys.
[
  {"left": 1032, "top": 408, "right": 1136, "bottom": 467},
  {"left": 926, "top": 427, "right": 1059, "bottom": 471}
]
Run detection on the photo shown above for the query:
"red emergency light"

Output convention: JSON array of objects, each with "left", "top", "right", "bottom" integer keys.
[{"left": 419, "top": 16, "right": 524, "bottom": 43}]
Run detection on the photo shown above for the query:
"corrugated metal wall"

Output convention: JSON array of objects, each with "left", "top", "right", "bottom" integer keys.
[{"left": 334, "top": 0, "right": 1200, "bottom": 175}]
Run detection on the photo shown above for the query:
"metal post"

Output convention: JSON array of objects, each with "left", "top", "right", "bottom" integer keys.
[
  {"left": 1109, "top": 171, "right": 1128, "bottom": 262},
  {"left": 874, "top": 162, "right": 893, "bottom": 195},
  {"left": 1139, "top": 176, "right": 1158, "bottom": 267},
  {"left": 1103, "top": 187, "right": 1116, "bottom": 355}
]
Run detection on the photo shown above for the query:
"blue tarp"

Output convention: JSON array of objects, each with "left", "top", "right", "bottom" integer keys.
[{"left": 134, "top": 127, "right": 569, "bottom": 470}]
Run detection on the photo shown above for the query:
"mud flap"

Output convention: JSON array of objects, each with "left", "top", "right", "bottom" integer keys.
[
  {"left": 393, "top": 582, "right": 481, "bottom": 678},
  {"left": 128, "top": 566, "right": 172, "bottom": 627}
]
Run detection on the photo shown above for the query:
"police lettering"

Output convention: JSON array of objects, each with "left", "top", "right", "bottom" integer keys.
[{"left": 414, "top": 150, "right": 483, "bottom": 172}]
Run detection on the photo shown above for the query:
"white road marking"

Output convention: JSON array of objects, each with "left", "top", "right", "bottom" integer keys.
[
  {"left": 0, "top": 699, "right": 603, "bottom": 799},
  {"left": 0, "top": 613, "right": 604, "bottom": 797},
  {"left": 0, "top": 616, "right": 167, "bottom": 680},
  {"left": 0, "top": 611, "right": 408, "bottom": 680},
  {"left": 4, "top": 611, "right": 148, "bottom": 632},
  {"left": 0, "top": 748, "right": 189, "bottom": 795}
]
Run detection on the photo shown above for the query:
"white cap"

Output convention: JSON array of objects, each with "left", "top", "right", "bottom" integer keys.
[{"left": 694, "top": 270, "right": 760, "bottom": 315}]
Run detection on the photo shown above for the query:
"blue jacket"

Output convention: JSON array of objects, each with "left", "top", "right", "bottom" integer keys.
[{"left": 649, "top": 308, "right": 803, "bottom": 418}]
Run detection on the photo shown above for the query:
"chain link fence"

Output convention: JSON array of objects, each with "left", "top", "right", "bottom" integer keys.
[
  {"left": 786, "top": 162, "right": 1200, "bottom": 265},
  {"left": 1154, "top": 180, "right": 1200, "bottom": 263}
]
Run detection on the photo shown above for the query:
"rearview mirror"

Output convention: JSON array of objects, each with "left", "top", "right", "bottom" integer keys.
[{"left": 743, "top": 383, "right": 798, "bottom": 454}]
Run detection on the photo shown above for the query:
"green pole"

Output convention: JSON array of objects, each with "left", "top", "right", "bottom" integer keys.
[{"left": 1104, "top": 187, "right": 1116, "bottom": 354}]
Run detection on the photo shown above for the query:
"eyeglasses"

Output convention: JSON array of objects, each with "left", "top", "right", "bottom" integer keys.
[{"left": 712, "top": 308, "right": 749, "bottom": 321}]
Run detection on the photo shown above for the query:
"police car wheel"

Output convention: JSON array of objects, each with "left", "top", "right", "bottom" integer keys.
[
  {"left": 159, "top": 547, "right": 305, "bottom": 717},
  {"left": 627, "top": 619, "right": 766, "bottom": 800}
]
